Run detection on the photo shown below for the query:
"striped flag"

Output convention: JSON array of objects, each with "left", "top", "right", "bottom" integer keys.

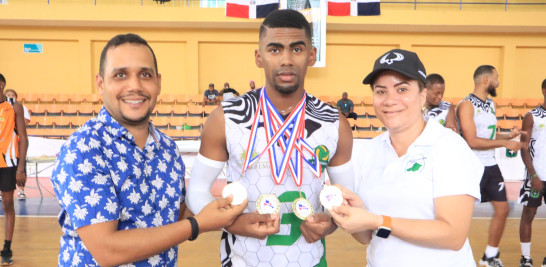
[
  {"left": 327, "top": 0, "right": 380, "bottom": 16},
  {"left": 226, "top": 0, "right": 279, "bottom": 19}
]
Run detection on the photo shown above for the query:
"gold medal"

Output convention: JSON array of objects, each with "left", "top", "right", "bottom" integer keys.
[
  {"left": 292, "top": 197, "right": 314, "bottom": 220},
  {"left": 256, "top": 194, "right": 281, "bottom": 214}
]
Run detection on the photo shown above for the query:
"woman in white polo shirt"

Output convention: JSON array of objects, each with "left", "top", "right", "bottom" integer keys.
[{"left": 330, "top": 49, "right": 483, "bottom": 266}]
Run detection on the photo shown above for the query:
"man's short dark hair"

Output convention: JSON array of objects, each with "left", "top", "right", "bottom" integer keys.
[
  {"left": 542, "top": 78, "right": 546, "bottom": 90},
  {"left": 0, "top": 73, "right": 5, "bottom": 84},
  {"left": 259, "top": 9, "right": 312, "bottom": 42},
  {"left": 425, "top": 73, "right": 444, "bottom": 88},
  {"left": 473, "top": 65, "right": 495, "bottom": 81},
  {"left": 99, "top": 33, "right": 158, "bottom": 77}
]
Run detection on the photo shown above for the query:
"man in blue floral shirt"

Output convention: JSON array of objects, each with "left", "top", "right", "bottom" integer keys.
[{"left": 51, "top": 33, "right": 246, "bottom": 267}]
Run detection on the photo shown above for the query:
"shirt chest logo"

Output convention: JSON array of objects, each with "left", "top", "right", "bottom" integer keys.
[{"left": 405, "top": 154, "right": 426, "bottom": 174}]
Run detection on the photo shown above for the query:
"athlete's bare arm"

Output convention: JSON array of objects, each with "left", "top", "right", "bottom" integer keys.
[
  {"left": 329, "top": 111, "right": 353, "bottom": 167},
  {"left": 200, "top": 106, "right": 281, "bottom": 239},
  {"left": 445, "top": 105, "right": 457, "bottom": 132},
  {"left": 520, "top": 112, "right": 542, "bottom": 191},
  {"left": 457, "top": 100, "right": 521, "bottom": 151},
  {"left": 13, "top": 101, "right": 28, "bottom": 187}
]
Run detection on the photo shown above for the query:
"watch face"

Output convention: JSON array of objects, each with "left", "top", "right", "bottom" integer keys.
[{"left": 376, "top": 227, "right": 391, "bottom": 238}]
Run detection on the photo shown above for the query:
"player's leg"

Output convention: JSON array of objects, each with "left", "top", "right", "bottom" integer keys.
[{"left": 0, "top": 166, "right": 17, "bottom": 265}]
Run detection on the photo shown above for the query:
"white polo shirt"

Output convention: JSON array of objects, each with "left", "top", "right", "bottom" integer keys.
[{"left": 354, "top": 121, "right": 483, "bottom": 267}]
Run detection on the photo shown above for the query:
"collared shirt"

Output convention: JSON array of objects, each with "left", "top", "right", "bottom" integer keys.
[
  {"left": 51, "top": 107, "right": 186, "bottom": 267},
  {"left": 354, "top": 121, "right": 482, "bottom": 267}
]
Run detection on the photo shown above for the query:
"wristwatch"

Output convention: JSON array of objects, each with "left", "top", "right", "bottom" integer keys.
[{"left": 375, "top": 215, "right": 392, "bottom": 238}]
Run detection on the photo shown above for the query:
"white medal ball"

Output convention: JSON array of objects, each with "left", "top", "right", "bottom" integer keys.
[
  {"left": 319, "top": 185, "right": 343, "bottom": 210},
  {"left": 222, "top": 182, "right": 248, "bottom": 205}
]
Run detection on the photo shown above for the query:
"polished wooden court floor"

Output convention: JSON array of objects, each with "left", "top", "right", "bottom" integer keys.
[{"left": 3, "top": 216, "right": 545, "bottom": 266}]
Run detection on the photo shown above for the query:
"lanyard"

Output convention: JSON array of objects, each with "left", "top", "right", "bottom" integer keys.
[{"left": 241, "top": 88, "right": 321, "bottom": 186}]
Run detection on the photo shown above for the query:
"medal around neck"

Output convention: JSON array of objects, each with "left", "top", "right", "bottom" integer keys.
[
  {"left": 319, "top": 185, "right": 343, "bottom": 210},
  {"left": 292, "top": 197, "right": 314, "bottom": 220},
  {"left": 222, "top": 182, "right": 248, "bottom": 205},
  {"left": 256, "top": 194, "right": 281, "bottom": 214}
]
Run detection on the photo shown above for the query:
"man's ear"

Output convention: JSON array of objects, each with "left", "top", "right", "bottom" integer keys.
[
  {"left": 255, "top": 49, "right": 263, "bottom": 68},
  {"left": 308, "top": 46, "right": 317, "bottom": 67},
  {"left": 96, "top": 74, "right": 104, "bottom": 95}
]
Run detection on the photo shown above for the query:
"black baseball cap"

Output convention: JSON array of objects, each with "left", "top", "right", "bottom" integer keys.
[{"left": 362, "top": 49, "right": 427, "bottom": 85}]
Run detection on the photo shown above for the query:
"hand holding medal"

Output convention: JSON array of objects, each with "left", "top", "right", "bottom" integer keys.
[{"left": 222, "top": 182, "right": 248, "bottom": 205}]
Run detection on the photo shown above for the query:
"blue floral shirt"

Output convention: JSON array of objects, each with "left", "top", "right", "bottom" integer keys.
[{"left": 51, "top": 108, "right": 186, "bottom": 267}]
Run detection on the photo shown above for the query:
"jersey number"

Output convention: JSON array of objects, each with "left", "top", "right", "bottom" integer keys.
[
  {"left": 266, "top": 191, "right": 305, "bottom": 246},
  {"left": 488, "top": 125, "right": 496, "bottom": 140}
]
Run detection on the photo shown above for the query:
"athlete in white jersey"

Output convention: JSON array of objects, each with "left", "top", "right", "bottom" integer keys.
[
  {"left": 186, "top": 10, "right": 354, "bottom": 267},
  {"left": 424, "top": 73, "right": 457, "bottom": 132},
  {"left": 457, "top": 65, "right": 524, "bottom": 267},
  {"left": 518, "top": 79, "right": 546, "bottom": 267}
]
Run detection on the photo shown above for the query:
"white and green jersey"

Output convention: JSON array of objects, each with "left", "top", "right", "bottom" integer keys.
[
  {"left": 528, "top": 105, "right": 546, "bottom": 181},
  {"left": 221, "top": 89, "right": 339, "bottom": 267},
  {"left": 464, "top": 94, "right": 497, "bottom": 166},
  {"left": 424, "top": 100, "right": 451, "bottom": 126}
]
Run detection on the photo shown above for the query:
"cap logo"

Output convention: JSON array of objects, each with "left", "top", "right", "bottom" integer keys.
[
  {"left": 380, "top": 52, "right": 404, "bottom": 65},
  {"left": 418, "top": 70, "right": 426, "bottom": 79}
]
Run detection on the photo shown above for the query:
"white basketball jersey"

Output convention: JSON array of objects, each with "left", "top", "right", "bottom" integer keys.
[
  {"left": 424, "top": 100, "right": 451, "bottom": 126},
  {"left": 464, "top": 94, "right": 497, "bottom": 166},
  {"left": 221, "top": 89, "right": 339, "bottom": 267},
  {"left": 529, "top": 106, "right": 546, "bottom": 181}
]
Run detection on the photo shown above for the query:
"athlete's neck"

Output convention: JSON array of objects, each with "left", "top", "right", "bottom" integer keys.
[
  {"left": 264, "top": 86, "right": 305, "bottom": 114},
  {"left": 472, "top": 87, "right": 489, "bottom": 101}
]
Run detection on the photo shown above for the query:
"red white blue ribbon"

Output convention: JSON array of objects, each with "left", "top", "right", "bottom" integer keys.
[{"left": 241, "top": 88, "right": 322, "bottom": 186}]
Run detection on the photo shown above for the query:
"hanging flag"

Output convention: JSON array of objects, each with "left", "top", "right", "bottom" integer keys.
[
  {"left": 327, "top": 0, "right": 380, "bottom": 16},
  {"left": 226, "top": 0, "right": 279, "bottom": 19}
]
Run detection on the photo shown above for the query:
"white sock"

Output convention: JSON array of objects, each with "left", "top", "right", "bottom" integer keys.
[
  {"left": 485, "top": 245, "right": 499, "bottom": 258},
  {"left": 521, "top": 242, "right": 531, "bottom": 258}
]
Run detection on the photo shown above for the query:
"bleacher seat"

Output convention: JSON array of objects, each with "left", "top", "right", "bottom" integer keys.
[
  {"left": 55, "top": 93, "right": 70, "bottom": 104},
  {"left": 509, "top": 98, "right": 525, "bottom": 108},
  {"left": 188, "top": 105, "right": 204, "bottom": 117},
  {"left": 173, "top": 105, "right": 188, "bottom": 117},
  {"left": 176, "top": 94, "right": 191, "bottom": 105},
  {"left": 495, "top": 98, "right": 510, "bottom": 108},
  {"left": 204, "top": 105, "right": 216, "bottom": 117},
  {"left": 70, "top": 93, "right": 86, "bottom": 104},
  {"left": 524, "top": 98, "right": 540, "bottom": 108},
  {"left": 183, "top": 129, "right": 201, "bottom": 139},
  {"left": 170, "top": 117, "right": 185, "bottom": 130}
]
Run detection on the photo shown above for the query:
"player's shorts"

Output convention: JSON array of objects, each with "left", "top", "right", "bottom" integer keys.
[
  {"left": 518, "top": 172, "right": 546, "bottom": 207},
  {"left": 480, "top": 165, "right": 507, "bottom": 203},
  {"left": 0, "top": 166, "right": 17, "bottom": 192}
]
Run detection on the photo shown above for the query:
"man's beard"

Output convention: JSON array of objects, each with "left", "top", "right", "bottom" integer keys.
[
  {"left": 274, "top": 83, "right": 299, "bottom": 95},
  {"left": 487, "top": 84, "right": 497, "bottom": 97}
]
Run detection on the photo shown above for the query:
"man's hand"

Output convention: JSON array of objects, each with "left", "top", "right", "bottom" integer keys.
[
  {"left": 505, "top": 140, "right": 523, "bottom": 152},
  {"left": 225, "top": 212, "right": 280, "bottom": 239},
  {"left": 509, "top": 127, "right": 527, "bottom": 139},
  {"left": 195, "top": 196, "right": 248, "bottom": 233},
  {"left": 15, "top": 171, "right": 26, "bottom": 187},
  {"left": 531, "top": 175, "right": 544, "bottom": 192},
  {"left": 300, "top": 213, "right": 337, "bottom": 243}
]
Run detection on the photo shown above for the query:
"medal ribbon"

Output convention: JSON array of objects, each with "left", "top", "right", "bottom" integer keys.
[{"left": 241, "top": 88, "right": 322, "bottom": 187}]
